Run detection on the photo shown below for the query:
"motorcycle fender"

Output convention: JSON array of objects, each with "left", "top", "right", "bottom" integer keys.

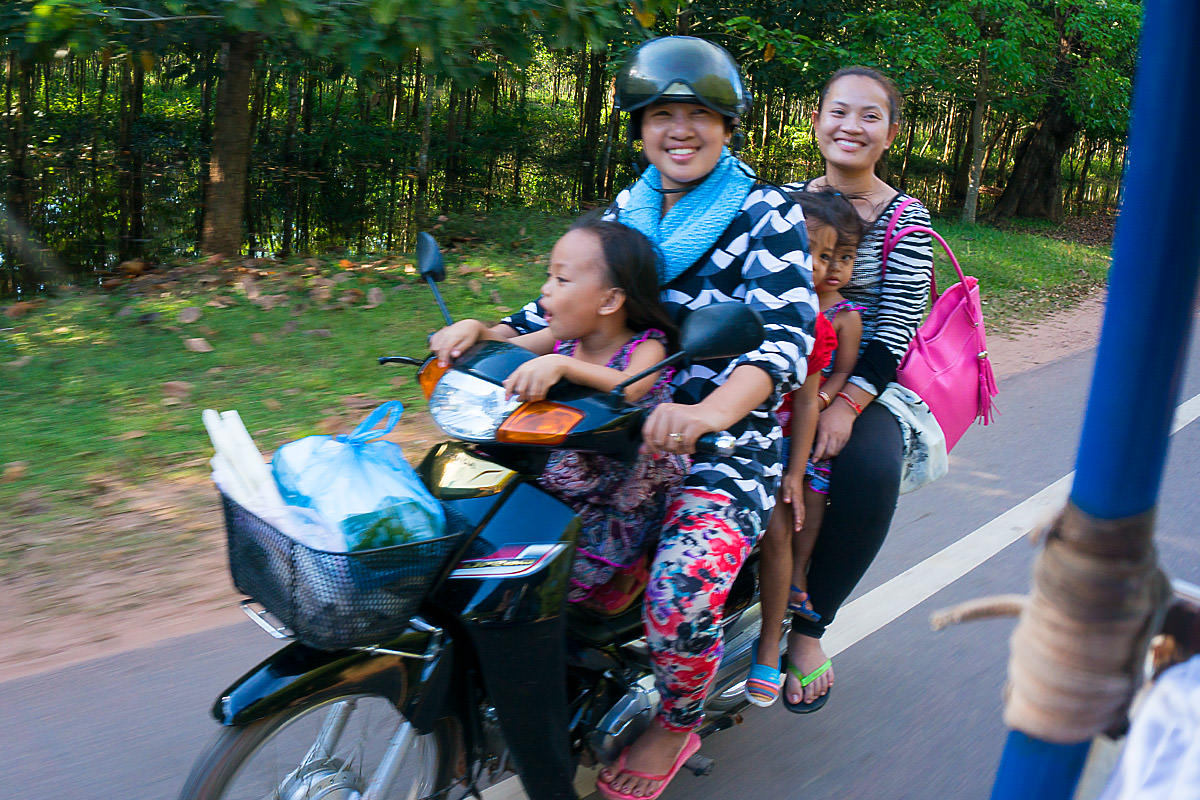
[{"left": 212, "top": 631, "right": 432, "bottom": 727}]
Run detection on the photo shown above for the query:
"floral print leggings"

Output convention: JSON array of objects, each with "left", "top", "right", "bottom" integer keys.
[{"left": 645, "top": 487, "right": 760, "bottom": 731}]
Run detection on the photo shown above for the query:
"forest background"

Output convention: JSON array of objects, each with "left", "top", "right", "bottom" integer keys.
[
  {"left": 1, "top": 0, "right": 1140, "bottom": 297},
  {"left": 0, "top": 1, "right": 1137, "bottom": 674}
]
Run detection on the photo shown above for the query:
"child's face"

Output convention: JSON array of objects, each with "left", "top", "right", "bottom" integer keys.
[
  {"left": 821, "top": 244, "right": 856, "bottom": 293},
  {"left": 540, "top": 229, "right": 614, "bottom": 341},
  {"left": 806, "top": 222, "right": 837, "bottom": 288}
]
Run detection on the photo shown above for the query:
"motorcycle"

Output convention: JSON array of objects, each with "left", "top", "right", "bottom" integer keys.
[{"left": 178, "top": 233, "right": 787, "bottom": 800}]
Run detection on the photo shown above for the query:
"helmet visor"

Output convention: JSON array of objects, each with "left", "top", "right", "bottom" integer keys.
[{"left": 616, "top": 37, "right": 749, "bottom": 117}]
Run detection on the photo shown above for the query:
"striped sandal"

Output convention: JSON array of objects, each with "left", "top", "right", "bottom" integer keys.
[{"left": 744, "top": 639, "right": 783, "bottom": 707}]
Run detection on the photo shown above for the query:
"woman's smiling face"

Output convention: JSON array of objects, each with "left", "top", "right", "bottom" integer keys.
[
  {"left": 812, "top": 74, "right": 899, "bottom": 173},
  {"left": 640, "top": 101, "right": 730, "bottom": 189}
]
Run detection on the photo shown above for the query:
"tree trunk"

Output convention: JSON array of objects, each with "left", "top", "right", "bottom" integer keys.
[
  {"left": 989, "top": 96, "right": 1079, "bottom": 221},
  {"left": 961, "top": 51, "right": 990, "bottom": 224},
  {"left": 117, "top": 56, "right": 145, "bottom": 262},
  {"left": 279, "top": 69, "right": 300, "bottom": 258},
  {"left": 898, "top": 120, "right": 916, "bottom": 191},
  {"left": 1073, "top": 139, "right": 1096, "bottom": 210},
  {"left": 3, "top": 53, "right": 35, "bottom": 292},
  {"left": 202, "top": 34, "right": 258, "bottom": 256},
  {"left": 580, "top": 49, "right": 607, "bottom": 203},
  {"left": 416, "top": 71, "right": 435, "bottom": 226}
]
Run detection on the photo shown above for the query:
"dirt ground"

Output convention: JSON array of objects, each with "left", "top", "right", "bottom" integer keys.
[{"left": 0, "top": 292, "right": 1108, "bottom": 683}]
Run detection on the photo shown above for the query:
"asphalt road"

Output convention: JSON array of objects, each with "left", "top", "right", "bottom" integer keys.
[{"left": 4, "top": 327, "right": 1200, "bottom": 800}]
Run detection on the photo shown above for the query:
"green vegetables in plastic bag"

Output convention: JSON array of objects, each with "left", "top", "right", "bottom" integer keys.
[{"left": 272, "top": 402, "right": 446, "bottom": 552}]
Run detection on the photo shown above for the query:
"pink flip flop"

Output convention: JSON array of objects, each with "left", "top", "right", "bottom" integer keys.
[{"left": 596, "top": 733, "right": 702, "bottom": 800}]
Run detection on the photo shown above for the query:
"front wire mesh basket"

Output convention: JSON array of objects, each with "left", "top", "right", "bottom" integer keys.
[{"left": 221, "top": 494, "right": 462, "bottom": 650}]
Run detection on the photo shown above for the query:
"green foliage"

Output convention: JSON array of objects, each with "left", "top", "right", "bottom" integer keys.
[{"left": 0, "top": 216, "right": 1108, "bottom": 520}]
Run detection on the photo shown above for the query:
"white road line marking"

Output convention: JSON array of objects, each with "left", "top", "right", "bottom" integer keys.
[
  {"left": 824, "top": 389, "right": 1200, "bottom": 658},
  {"left": 483, "top": 390, "right": 1200, "bottom": 799}
]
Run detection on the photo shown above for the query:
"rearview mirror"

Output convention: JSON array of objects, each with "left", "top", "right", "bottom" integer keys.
[
  {"left": 679, "top": 303, "right": 765, "bottom": 361},
  {"left": 609, "top": 302, "right": 765, "bottom": 401},
  {"left": 416, "top": 231, "right": 445, "bottom": 282}
]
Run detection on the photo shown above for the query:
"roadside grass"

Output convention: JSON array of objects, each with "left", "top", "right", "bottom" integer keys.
[{"left": 1, "top": 209, "right": 1110, "bottom": 534}]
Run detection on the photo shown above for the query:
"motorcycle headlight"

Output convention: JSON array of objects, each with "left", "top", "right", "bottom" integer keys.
[{"left": 428, "top": 370, "right": 521, "bottom": 441}]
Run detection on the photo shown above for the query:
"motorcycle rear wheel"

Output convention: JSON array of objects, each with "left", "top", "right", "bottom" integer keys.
[{"left": 178, "top": 692, "right": 457, "bottom": 800}]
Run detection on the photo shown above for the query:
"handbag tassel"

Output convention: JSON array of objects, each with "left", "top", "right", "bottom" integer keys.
[{"left": 977, "top": 352, "right": 999, "bottom": 426}]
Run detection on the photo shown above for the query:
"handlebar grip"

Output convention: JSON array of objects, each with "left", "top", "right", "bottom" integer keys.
[
  {"left": 694, "top": 432, "right": 737, "bottom": 458},
  {"left": 378, "top": 356, "right": 425, "bottom": 366}
]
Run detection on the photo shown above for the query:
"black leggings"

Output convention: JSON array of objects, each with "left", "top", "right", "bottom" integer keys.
[{"left": 791, "top": 401, "right": 903, "bottom": 638}]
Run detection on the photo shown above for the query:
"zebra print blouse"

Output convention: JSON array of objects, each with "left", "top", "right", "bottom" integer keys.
[
  {"left": 783, "top": 182, "right": 933, "bottom": 395},
  {"left": 501, "top": 184, "right": 816, "bottom": 526}
]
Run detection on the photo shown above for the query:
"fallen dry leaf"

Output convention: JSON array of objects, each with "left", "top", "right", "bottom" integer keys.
[
  {"left": 119, "top": 259, "right": 146, "bottom": 276},
  {"left": 309, "top": 286, "right": 333, "bottom": 302},
  {"left": 113, "top": 431, "right": 147, "bottom": 441},
  {"left": 338, "top": 259, "right": 354, "bottom": 268},
  {"left": 316, "top": 416, "right": 348, "bottom": 434},
  {"left": 251, "top": 333, "right": 267, "bottom": 345},
  {"left": 364, "top": 287, "right": 385, "bottom": 308},
  {"left": 178, "top": 307, "right": 202, "bottom": 324},
  {"left": 281, "top": 320, "right": 298, "bottom": 334},
  {"left": 2, "top": 461, "right": 28, "bottom": 482},
  {"left": 262, "top": 398, "right": 282, "bottom": 411},
  {"left": 184, "top": 338, "right": 214, "bottom": 353},
  {"left": 4, "top": 356, "right": 32, "bottom": 368},
  {"left": 304, "top": 329, "right": 333, "bottom": 338},
  {"left": 390, "top": 375, "right": 409, "bottom": 388},
  {"left": 116, "top": 305, "right": 137, "bottom": 318},
  {"left": 468, "top": 279, "right": 483, "bottom": 296},
  {"left": 339, "top": 289, "right": 364, "bottom": 305},
  {"left": 489, "top": 290, "right": 503, "bottom": 305},
  {"left": 333, "top": 273, "right": 354, "bottom": 284},
  {"left": 162, "top": 381, "right": 193, "bottom": 398},
  {"left": 341, "top": 395, "right": 377, "bottom": 410}
]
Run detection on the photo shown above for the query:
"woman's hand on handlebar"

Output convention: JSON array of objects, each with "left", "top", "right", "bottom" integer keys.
[
  {"left": 643, "top": 403, "right": 724, "bottom": 456},
  {"left": 429, "top": 320, "right": 489, "bottom": 367},
  {"left": 812, "top": 401, "right": 857, "bottom": 460}
]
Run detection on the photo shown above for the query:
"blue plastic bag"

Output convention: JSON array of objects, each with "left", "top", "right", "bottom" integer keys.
[{"left": 272, "top": 402, "right": 445, "bottom": 551}]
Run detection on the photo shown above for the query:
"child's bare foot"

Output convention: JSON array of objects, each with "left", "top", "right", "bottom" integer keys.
[{"left": 785, "top": 631, "right": 833, "bottom": 706}]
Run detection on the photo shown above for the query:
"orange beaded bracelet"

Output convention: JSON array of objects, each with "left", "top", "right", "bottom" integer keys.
[{"left": 836, "top": 391, "right": 863, "bottom": 415}]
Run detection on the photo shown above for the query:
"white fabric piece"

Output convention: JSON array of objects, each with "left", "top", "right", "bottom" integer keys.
[
  {"left": 873, "top": 382, "right": 949, "bottom": 494},
  {"left": 1097, "top": 656, "right": 1200, "bottom": 800}
]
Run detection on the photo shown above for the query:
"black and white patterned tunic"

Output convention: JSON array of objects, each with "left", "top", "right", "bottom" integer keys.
[
  {"left": 783, "top": 182, "right": 933, "bottom": 394},
  {"left": 502, "top": 184, "right": 816, "bottom": 528}
]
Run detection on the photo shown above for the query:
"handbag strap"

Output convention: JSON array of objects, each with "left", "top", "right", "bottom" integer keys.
[{"left": 879, "top": 198, "right": 969, "bottom": 304}]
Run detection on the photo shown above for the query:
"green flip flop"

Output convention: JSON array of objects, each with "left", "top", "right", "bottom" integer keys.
[{"left": 782, "top": 656, "right": 832, "bottom": 714}]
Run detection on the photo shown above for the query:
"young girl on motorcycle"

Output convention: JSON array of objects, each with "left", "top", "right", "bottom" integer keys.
[
  {"left": 434, "top": 36, "right": 816, "bottom": 800},
  {"left": 500, "top": 219, "right": 689, "bottom": 611},
  {"left": 747, "top": 190, "right": 865, "bottom": 709}
]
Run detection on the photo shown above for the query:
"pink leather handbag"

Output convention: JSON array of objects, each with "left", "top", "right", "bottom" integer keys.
[{"left": 881, "top": 199, "right": 998, "bottom": 451}]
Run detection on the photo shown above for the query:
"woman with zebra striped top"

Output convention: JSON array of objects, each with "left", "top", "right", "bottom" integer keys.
[{"left": 762, "top": 66, "right": 934, "bottom": 712}]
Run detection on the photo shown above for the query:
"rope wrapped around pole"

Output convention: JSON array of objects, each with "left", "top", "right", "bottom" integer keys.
[{"left": 1003, "top": 503, "right": 1171, "bottom": 744}]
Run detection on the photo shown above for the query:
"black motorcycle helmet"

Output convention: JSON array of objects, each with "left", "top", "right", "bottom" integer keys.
[{"left": 615, "top": 36, "right": 752, "bottom": 140}]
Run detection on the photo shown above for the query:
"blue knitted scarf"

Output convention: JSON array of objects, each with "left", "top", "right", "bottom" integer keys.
[{"left": 620, "top": 148, "right": 757, "bottom": 285}]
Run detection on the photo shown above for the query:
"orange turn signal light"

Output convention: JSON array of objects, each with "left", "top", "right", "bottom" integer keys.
[
  {"left": 418, "top": 359, "right": 449, "bottom": 399},
  {"left": 496, "top": 401, "right": 585, "bottom": 444}
]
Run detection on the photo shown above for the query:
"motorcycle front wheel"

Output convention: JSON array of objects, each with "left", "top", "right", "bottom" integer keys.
[{"left": 178, "top": 692, "right": 458, "bottom": 800}]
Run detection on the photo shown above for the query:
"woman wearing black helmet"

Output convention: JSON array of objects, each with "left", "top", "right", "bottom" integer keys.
[{"left": 430, "top": 36, "right": 816, "bottom": 800}]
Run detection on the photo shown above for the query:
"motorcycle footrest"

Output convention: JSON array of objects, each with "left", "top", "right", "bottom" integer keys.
[{"left": 684, "top": 754, "right": 715, "bottom": 776}]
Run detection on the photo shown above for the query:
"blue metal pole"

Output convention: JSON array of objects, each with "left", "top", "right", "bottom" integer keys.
[
  {"left": 991, "top": 0, "right": 1200, "bottom": 797},
  {"left": 1072, "top": 0, "right": 1200, "bottom": 520}
]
